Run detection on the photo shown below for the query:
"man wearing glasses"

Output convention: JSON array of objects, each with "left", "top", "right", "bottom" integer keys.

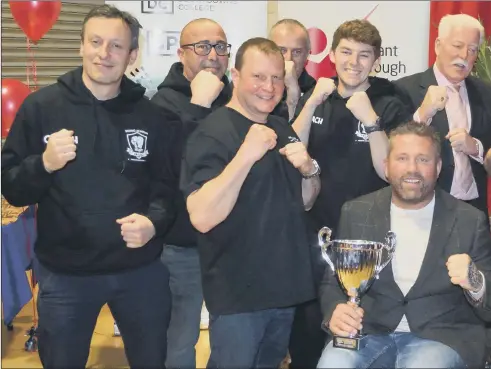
[{"left": 150, "top": 18, "right": 232, "bottom": 369}]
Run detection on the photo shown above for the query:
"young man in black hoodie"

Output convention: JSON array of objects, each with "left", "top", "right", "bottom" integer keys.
[
  {"left": 269, "top": 19, "right": 317, "bottom": 121},
  {"left": 289, "top": 19, "right": 412, "bottom": 368},
  {"left": 1, "top": 5, "right": 179, "bottom": 369},
  {"left": 150, "top": 18, "right": 232, "bottom": 369}
]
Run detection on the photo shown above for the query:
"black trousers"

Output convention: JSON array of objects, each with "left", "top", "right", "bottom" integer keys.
[{"left": 35, "top": 259, "right": 171, "bottom": 369}]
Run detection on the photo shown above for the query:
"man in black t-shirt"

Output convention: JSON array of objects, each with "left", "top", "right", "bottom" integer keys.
[
  {"left": 290, "top": 19, "right": 412, "bottom": 367},
  {"left": 181, "top": 37, "right": 322, "bottom": 369}
]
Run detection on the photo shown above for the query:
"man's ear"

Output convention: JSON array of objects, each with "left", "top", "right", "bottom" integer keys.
[{"left": 230, "top": 67, "right": 240, "bottom": 85}]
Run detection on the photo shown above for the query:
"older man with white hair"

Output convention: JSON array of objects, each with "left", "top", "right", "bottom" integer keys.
[{"left": 396, "top": 13, "right": 491, "bottom": 215}]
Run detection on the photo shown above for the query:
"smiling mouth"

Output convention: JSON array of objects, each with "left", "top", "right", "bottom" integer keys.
[
  {"left": 453, "top": 63, "right": 467, "bottom": 70},
  {"left": 95, "top": 63, "right": 113, "bottom": 68},
  {"left": 257, "top": 95, "right": 274, "bottom": 101},
  {"left": 345, "top": 68, "right": 361, "bottom": 75},
  {"left": 403, "top": 178, "right": 422, "bottom": 185}
]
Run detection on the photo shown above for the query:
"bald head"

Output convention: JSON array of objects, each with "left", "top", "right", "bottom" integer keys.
[
  {"left": 270, "top": 19, "right": 310, "bottom": 51},
  {"left": 180, "top": 18, "right": 226, "bottom": 45},
  {"left": 269, "top": 19, "right": 310, "bottom": 78},
  {"left": 178, "top": 18, "right": 229, "bottom": 81}
]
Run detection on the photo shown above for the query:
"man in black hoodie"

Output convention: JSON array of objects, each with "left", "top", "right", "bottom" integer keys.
[
  {"left": 1, "top": 5, "right": 179, "bottom": 369},
  {"left": 150, "top": 18, "right": 232, "bottom": 369},
  {"left": 269, "top": 19, "right": 317, "bottom": 122},
  {"left": 289, "top": 19, "right": 412, "bottom": 368}
]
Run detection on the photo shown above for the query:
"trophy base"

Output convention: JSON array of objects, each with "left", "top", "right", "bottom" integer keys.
[{"left": 333, "top": 334, "right": 367, "bottom": 350}]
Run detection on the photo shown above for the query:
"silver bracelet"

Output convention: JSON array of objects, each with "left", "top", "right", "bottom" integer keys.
[{"left": 302, "top": 159, "right": 321, "bottom": 179}]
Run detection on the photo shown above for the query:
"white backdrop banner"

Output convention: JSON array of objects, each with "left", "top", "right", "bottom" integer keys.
[
  {"left": 277, "top": 1, "right": 430, "bottom": 80},
  {"left": 105, "top": 1, "right": 268, "bottom": 92}
]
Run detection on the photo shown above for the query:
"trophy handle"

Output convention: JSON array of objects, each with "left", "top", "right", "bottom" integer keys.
[
  {"left": 318, "top": 227, "right": 335, "bottom": 273},
  {"left": 377, "top": 231, "right": 397, "bottom": 274}
]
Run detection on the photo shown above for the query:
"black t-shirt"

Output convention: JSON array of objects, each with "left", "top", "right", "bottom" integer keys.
[
  {"left": 181, "top": 107, "right": 315, "bottom": 315},
  {"left": 307, "top": 91, "right": 389, "bottom": 237}
]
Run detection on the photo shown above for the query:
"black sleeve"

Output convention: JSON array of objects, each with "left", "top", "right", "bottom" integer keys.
[
  {"left": 319, "top": 202, "right": 352, "bottom": 327},
  {"left": 180, "top": 128, "right": 231, "bottom": 200},
  {"left": 1, "top": 99, "right": 53, "bottom": 207},
  {"left": 476, "top": 82, "right": 491, "bottom": 155},
  {"left": 150, "top": 89, "right": 212, "bottom": 137},
  {"left": 144, "top": 111, "right": 182, "bottom": 238},
  {"left": 379, "top": 95, "right": 413, "bottom": 133},
  {"left": 393, "top": 79, "right": 418, "bottom": 113}
]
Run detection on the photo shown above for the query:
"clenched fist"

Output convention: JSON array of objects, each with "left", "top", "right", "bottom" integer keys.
[
  {"left": 328, "top": 302, "right": 364, "bottom": 337},
  {"left": 190, "top": 70, "right": 225, "bottom": 108},
  {"left": 418, "top": 85, "right": 448, "bottom": 122},
  {"left": 240, "top": 124, "right": 277, "bottom": 163},
  {"left": 306, "top": 78, "right": 336, "bottom": 108},
  {"left": 42, "top": 129, "right": 77, "bottom": 173},
  {"left": 446, "top": 254, "right": 483, "bottom": 292},
  {"left": 116, "top": 213, "right": 156, "bottom": 248},
  {"left": 346, "top": 91, "right": 378, "bottom": 126},
  {"left": 445, "top": 128, "right": 479, "bottom": 156},
  {"left": 284, "top": 61, "right": 298, "bottom": 88},
  {"left": 279, "top": 142, "right": 313, "bottom": 175}
]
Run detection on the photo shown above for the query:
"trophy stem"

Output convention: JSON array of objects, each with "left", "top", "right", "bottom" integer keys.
[{"left": 349, "top": 296, "right": 360, "bottom": 306}]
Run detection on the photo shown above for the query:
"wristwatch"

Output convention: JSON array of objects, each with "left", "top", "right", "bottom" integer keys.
[
  {"left": 468, "top": 262, "right": 484, "bottom": 292},
  {"left": 302, "top": 159, "right": 321, "bottom": 179},
  {"left": 364, "top": 116, "right": 383, "bottom": 134}
]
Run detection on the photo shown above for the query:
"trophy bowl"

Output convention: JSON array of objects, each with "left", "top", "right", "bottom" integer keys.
[{"left": 318, "top": 226, "right": 396, "bottom": 350}]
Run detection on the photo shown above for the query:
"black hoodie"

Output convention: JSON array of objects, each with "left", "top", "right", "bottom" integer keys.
[
  {"left": 296, "top": 76, "right": 412, "bottom": 239},
  {"left": 151, "top": 62, "right": 232, "bottom": 247},
  {"left": 1, "top": 67, "right": 180, "bottom": 275}
]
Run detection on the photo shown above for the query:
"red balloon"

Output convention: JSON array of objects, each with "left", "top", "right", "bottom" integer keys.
[
  {"left": 2, "top": 79, "right": 31, "bottom": 138},
  {"left": 9, "top": 1, "right": 61, "bottom": 43}
]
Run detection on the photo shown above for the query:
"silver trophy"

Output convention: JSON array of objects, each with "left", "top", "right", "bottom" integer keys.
[{"left": 318, "top": 226, "right": 396, "bottom": 350}]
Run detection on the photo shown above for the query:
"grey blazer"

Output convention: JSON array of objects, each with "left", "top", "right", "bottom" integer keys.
[{"left": 320, "top": 187, "right": 491, "bottom": 368}]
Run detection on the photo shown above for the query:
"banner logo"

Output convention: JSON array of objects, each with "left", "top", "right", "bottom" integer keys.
[{"left": 141, "top": 1, "right": 174, "bottom": 14}]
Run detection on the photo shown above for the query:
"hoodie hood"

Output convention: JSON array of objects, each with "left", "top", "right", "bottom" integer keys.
[
  {"left": 157, "top": 62, "right": 230, "bottom": 98},
  {"left": 57, "top": 66, "right": 146, "bottom": 111}
]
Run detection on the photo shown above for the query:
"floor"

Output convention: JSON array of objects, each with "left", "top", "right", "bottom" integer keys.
[{"left": 1, "top": 300, "right": 211, "bottom": 368}]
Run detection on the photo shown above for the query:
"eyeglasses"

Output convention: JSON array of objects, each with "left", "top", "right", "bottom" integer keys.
[{"left": 181, "top": 42, "right": 231, "bottom": 56}]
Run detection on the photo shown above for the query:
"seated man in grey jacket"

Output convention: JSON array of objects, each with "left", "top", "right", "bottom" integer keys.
[{"left": 318, "top": 121, "right": 491, "bottom": 369}]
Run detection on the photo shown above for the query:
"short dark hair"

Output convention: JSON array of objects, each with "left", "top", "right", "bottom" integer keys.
[
  {"left": 81, "top": 5, "right": 142, "bottom": 51},
  {"left": 388, "top": 121, "right": 441, "bottom": 158},
  {"left": 270, "top": 18, "right": 311, "bottom": 51},
  {"left": 235, "top": 37, "right": 284, "bottom": 71},
  {"left": 331, "top": 19, "right": 382, "bottom": 58}
]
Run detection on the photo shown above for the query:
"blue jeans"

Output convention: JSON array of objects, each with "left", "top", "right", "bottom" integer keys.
[
  {"left": 161, "top": 244, "right": 203, "bottom": 369},
  {"left": 207, "top": 307, "right": 295, "bottom": 369},
  {"left": 35, "top": 258, "right": 171, "bottom": 369},
  {"left": 317, "top": 332, "right": 466, "bottom": 368}
]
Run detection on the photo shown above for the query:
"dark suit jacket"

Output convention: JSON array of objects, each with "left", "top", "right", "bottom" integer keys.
[
  {"left": 320, "top": 187, "right": 491, "bottom": 368},
  {"left": 395, "top": 68, "right": 491, "bottom": 213}
]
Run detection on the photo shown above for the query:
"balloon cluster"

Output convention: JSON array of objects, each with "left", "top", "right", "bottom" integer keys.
[{"left": 2, "top": 1, "right": 61, "bottom": 139}]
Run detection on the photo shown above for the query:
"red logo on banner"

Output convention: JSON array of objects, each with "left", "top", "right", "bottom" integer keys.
[{"left": 305, "top": 28, "right": 336, "bottom": 80}]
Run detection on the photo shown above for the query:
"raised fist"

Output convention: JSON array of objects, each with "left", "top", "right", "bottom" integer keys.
[
  {"left": 42, "top": 129, "right": 77, "bottom": 172},
  {"left": 190, "top": 70, "right": 225, "bottom": 108}
]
